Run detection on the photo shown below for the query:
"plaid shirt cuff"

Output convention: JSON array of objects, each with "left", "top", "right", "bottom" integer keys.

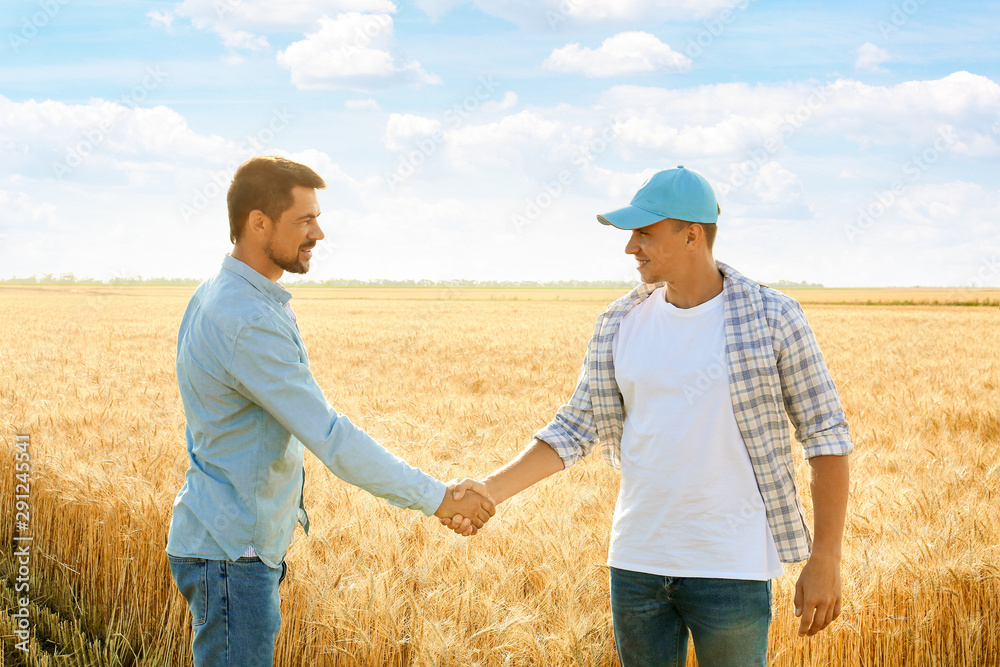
[
  {"left": 801, "top": 429, "right": 854, "bottom": 459},
  {"left": 534, "top": 421, "right": 593, "bottom": 469}
]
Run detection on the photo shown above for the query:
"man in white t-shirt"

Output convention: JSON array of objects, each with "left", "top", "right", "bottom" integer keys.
[{"left": 443, "top": 166, "right": 853, "bottom": 666}]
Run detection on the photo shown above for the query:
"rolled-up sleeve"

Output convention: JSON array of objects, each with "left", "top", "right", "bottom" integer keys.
[
  {"left": 533, "top": 344, "right": 601, "bottom": 469},
  {"left": 774, "top": 301, "right": 854, "bottom": 459},
  {"left": 228, "top": 316, "right": 446, "bottom": 516}
]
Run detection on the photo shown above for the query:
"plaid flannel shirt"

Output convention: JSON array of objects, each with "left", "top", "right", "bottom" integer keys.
[{"left": 534, "top": 261, "right": 853, "bottom": 563}]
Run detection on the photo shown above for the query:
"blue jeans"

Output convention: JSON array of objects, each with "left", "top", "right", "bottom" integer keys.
[
  {"left": 609, "top": 567, "right": 771, "bottom": 667},
  {"left": 168, "top": 555, "right": 287, "bottom": 667}
]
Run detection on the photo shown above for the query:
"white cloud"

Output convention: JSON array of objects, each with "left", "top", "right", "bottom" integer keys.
[
  {"left": 830, "top": 181, "right": 1000, "bottom": 286},
  {"left": 413, "top": 0, "right": 464, "bottom": 19},
  {"left": 0, "top": 96, "right": 233, "bottom": 182},
  {"left": 483, "top": 91, "right": 519, "bottom": 112},
  {"left": 611, "top": 111, "right": 777, "bottom": 158},
  {"left": 751, "top": 161, "right": 802, "bottom": 203},
  {"left": 856, "top": 42, "right": 890, "bottom": 73},
  {"left": 895, "top": 181, "right": 997, "bottom": 229},
  {"left": 147, "top": 10, "right": 174, "bottom": 30},
  {"left": 369, "top": 71, "right": 1000, "bottom": 268},
  {"left": 277, "top": 13, "right": 440, "bottom": 90},
  {"left": 382, "top": 113, "right": 443, "bottom": 151},
  {"left": 0, "top": 190, "right": 61, "bottom": 231},
  {"left": 2, "top": 71, "right": 998, "bottom": 287},
  {"left": 416, "top": 0, "right": 744, "bottom": 29},
  {"left": 156, "top": 2, "right": 437, "bottom": 91},
  {"left": 155, "top": 1, "right": 403, "bottom": 72},
  {"left": 345, "top": 98, "right": 381, "bottom": 111},
  {"left": 444, "top": 111, "right": 566, "bottom": 172},
  {"left": 219, "top": 29, "right": 269, "bottom": 52},
  {"left": 375, "top": 73, "right": 1000, "bottom": 185},
  {"left": 599, "top": 72, "right": 1000, "bottom": 155},
  {"left": 162, "top": 0, "right": 397, "bottom": 34},
  {"left": 0, "top": 97, "right": 365, "bottom": 282},
  {"left": 544, "top": 32, "right": 691, "bottom": 77},
  {"left": 816, "top": 72, "right": 1000, "bottom": 147}
]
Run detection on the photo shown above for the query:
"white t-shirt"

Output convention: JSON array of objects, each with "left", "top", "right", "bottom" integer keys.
[{"left": 608, "top": 287, "right": 783, "bottom": 580}]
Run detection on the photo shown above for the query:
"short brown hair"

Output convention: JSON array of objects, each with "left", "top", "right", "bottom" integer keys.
[
  {"left": 670, "top": 219, "right": 718, "bottom": 251},
  {"left": 227, "top": 156, "right": 326, "bottom": 243}
]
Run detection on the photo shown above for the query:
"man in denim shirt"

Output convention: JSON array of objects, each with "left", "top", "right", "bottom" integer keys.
[
  {"left": 445, "top": 167, "right": 852, "bottom": 666},
  {"left": 166, "top": 156, "right": 494, "bottom": 666}
]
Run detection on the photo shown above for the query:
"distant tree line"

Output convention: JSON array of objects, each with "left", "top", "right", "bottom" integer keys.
[
  {"left": 0, "top": 274, "right": 201, "bottom": 285},
  {"left": 768, "top": 279, "right": 826, "bottom": 288},
  {"left": 1, "top": 274, "right": 638, "bottom": 288},
  {"left": 1, "top": 274, "right": 825, "bottom": 289},
  {"left": 285, "top": 278, "right": 640, "bottom": 288}
]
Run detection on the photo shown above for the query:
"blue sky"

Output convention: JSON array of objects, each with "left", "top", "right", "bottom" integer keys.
[{"left": 2, "top": 0, "right": 998, "bottom": 286}]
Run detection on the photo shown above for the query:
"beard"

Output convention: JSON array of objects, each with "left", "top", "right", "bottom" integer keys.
[{"left": 264, "top": 236, "right": 313, "bottom": 275}]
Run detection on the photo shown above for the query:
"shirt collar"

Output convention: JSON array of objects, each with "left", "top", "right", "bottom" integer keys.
[
  {"left": 716, "top": 260, "right": 750, "bottom": 287},
  {"left": 221, "top": 254, "right": 292, "bottom": 306}
]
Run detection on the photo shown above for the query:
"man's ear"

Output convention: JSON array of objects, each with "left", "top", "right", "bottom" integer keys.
[
  {"left": 685, "top": 223, "right": 702, "bottom": 247},
  {"left": 246, "top": 209, "right": 270, "bottom": 236}
]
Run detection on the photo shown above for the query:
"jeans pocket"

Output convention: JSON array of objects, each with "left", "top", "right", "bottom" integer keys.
[{"left": 168, "top": 555, "right": 208, "bottom": 627}]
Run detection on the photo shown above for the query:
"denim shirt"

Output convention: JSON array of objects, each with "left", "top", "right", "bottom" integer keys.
[{"left": 166, "top": 255, "right": 446, "bottom": 569}]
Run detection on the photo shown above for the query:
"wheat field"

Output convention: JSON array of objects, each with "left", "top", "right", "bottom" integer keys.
[{"left": 1, "top": 284, "right": 998, "bottom": 666}]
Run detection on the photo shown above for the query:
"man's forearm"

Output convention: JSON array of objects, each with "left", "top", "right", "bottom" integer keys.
[
  {"left": 794, "top": 453, "right": 850, "bottom": 635},
  {"left": 483, "top": 438, "right": 565, "bottom": 504},
  {"left": 808, "top": 454, "right": 850, "bottom": 557}
]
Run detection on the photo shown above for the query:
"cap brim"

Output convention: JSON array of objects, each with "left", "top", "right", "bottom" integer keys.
[{"left": 596, "top": 204, "right": 666, "bottom": 230}]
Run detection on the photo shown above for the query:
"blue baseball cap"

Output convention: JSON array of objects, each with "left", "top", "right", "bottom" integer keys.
[{"left": 597, "top": 166, "right": 719, "bottom": 229}]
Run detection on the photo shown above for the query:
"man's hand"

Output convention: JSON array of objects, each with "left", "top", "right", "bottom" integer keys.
[
  {"left": 795, "top": 454, "right": 849, "bottom": 636},
  {"left": 794, "top": 551, "right": 842, "bottom": 636},
  {"left": 438, "top": 478, "right": 495, "bottom": 536},
  {"left": 434, "top": 479, "right": 495, "bottom": 536},
  {"left": 434, "top": 439, "right": 564, "bottom": 537}
]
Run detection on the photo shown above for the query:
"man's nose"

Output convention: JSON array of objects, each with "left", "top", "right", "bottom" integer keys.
[
  {"left": 624, "top": 231, "right": 639, "bottom": 255},
  {"left": 311, "top": 222, "right": 325, "bottom": 241}
]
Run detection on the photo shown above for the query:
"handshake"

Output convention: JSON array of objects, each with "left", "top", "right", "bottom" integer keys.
[{"left": 433, "top": 478, "right": 495, "bottom": 537}]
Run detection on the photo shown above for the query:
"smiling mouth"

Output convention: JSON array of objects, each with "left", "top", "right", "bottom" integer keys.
[{"left": 636, "top": 259, "right": 650, "bottom": 268}]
